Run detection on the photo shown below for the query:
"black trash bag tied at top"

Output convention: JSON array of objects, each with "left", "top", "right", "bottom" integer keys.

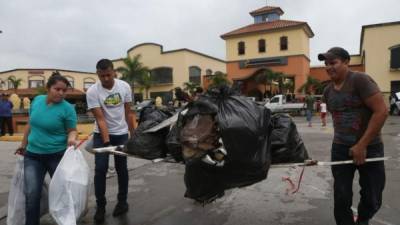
[{"left": 181, "top": 86, "right": 272, "bottom": 203}]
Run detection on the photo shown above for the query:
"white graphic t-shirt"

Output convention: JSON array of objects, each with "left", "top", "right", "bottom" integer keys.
[{"left": 86, "top": 79, "right": 132, "bottom": 135}]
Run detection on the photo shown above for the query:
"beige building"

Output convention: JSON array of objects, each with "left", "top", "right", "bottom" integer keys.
[
  {"left": 0, "top": 68, "right": 98, "bottom": 99},
  {"left": 112, "top": 43, "right": 226, "bottom": 102},
  {"left": 310, "top": 21, "right": 400, "bottom": 98},
  {"left": 360, "top": 21, "right": 400, "bottom": 94}
]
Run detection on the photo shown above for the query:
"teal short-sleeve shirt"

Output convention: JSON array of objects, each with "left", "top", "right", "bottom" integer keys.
[{"left": 27, "top": 95, "right": 77, "bottom": 154}]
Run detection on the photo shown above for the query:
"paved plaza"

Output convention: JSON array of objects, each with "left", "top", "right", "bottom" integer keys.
[{"left": 0, "top": 116, "right": 399, "bottom": 225}]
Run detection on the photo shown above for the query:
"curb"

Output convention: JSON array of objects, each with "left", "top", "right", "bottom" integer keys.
[{"left": 0, "top": 134, "right": 90, "bottom": 142}]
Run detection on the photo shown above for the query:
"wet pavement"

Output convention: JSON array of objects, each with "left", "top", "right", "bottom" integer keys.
[{"left": 0, "top": 116, "right": 399, "bottom": 225}]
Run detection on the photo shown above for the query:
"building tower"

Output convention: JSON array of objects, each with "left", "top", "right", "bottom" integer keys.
[{"left": 221, "top": 5, "right": 314, "bottom": 99}]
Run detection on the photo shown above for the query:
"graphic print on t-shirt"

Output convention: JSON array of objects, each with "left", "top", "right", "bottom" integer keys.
[{"left": 104, "top": 93, "right": 122, "bottom": 107}]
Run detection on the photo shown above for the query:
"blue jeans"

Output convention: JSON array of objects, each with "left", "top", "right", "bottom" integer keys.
[
  {"left": 331, "top": 143, "right": 385, "bottom": 225},
  {"left": 24, "top": 151, "right": 65, "bottom": 225},
  {"left": 306, "top": 109, "right": 313, "bottom": 123},
  {"left": 93, "top": 133, "right": 129, "bottom": 207}
]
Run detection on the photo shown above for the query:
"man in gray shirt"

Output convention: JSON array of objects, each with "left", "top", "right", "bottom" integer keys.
[{"left": 319, "top": 47, "right": 388, "bottom": 225}]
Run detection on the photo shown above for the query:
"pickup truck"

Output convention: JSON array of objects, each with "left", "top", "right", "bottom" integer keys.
[{"left": 264, "top": 94, "right": 306, "bottom": 115}]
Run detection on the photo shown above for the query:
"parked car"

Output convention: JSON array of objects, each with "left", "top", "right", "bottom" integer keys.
[{"left": 390, "top": 92, "right": 400, "bottom": 115}]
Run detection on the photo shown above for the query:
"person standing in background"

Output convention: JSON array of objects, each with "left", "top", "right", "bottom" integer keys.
[
  {"left": 0, "top": 93, "right": 14, "bottom": 136},
  {"left": 320, "top": 99, "right": 327, "bottom": 127},
  {"left": 304, "top": 92, "right": 315, "bottom": 127}
]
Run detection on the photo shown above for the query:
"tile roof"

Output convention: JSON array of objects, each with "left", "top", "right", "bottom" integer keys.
[
  {"left": 221, "top": 20, "right": 314, "bottom": 39},
  {"left": 249, "top": 6, "right": 284, "bottom": 16}
]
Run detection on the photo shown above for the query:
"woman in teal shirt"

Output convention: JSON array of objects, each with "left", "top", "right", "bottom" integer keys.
[{"left": 17, "top": 72, "right": 78, "bottom": 225}]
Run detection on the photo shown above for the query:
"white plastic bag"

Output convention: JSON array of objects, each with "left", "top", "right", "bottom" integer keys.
[
  {"left": 7, "top": 156, "right": 25, "bottom": 225},
  {"left": 49, "top": 146, "right": 90, "bottom": 225},
  {"left": 7, "top": 156, "right": 49, "bottom": 225}
]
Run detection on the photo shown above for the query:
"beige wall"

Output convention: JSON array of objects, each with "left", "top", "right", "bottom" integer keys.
[
  {"left": 350, "top": 55, "right": 362, "bottom": 65},
  {"left": 0, "top": 69, "right": 97, "bottom": 92},
  {"left": 361, "top": 24, "right": 400, "bottom": 92},
  {"left": 114, "top": 43, "right": 226, "bottom": 96},
  {"left": 225, "top": 28, "right": 310, "bottom": 61}
]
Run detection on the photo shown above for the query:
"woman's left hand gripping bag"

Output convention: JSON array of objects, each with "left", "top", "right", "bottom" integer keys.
[{"left": 49, "top": 146, "right": 90, "bottom": 225}]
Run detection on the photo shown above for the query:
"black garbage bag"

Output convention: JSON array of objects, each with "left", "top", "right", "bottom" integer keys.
[
  {"left": 123, "top": 108, "right": 171, "bottom": 159},
  {"left": 214, "top": 92, "right": 271, "bottom": 188},
  {"left": 270, "top": 114, "right": 309, "bottom": 164},
  {"left": 182, "top": 86, "right": 272, "bottom": 203},
  {"left": 184, "top": 158, "right": 225, "bottom": 203},
  {"left": 139, "top": 106, "right": 172, "bottom": 124},
  {"left": 165, "top": 124, "right": 183, "bottom": 162}
]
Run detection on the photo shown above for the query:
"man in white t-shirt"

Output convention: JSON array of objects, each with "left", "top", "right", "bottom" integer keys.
[{"left": 86, "top": 59, "right": 135, "bottom": 223}]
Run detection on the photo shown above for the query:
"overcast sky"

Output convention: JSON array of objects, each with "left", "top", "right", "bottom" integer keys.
[{"left": 0, "top": 0, "right": 399, "bottom": 72}]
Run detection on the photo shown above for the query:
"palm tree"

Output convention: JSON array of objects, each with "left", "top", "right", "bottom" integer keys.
[
  {"left": 254, "top": 69, "right": 283, "bottom": 94},
  {"left": 208, "top": 71, "right": 231, "bottom": 88},
  {"left": 282, "top": 79, "right": 294, "bottom": 94},
  {"left": 135, "top": 72, "right": 153, "bottom": 99},
  {"left": 7, "top": 76, "right": 23, "bottom": 89},
  {"left": 297, "top": 76, "right": 323, "bottom": 94},
  {"left": 183, "top": 82, "right": 200, "bottom": 95},
  {"left": 117, "top": 54, "right": 150, "bottom": 97}
]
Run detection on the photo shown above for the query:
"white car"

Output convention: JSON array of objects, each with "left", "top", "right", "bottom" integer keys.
[{"left": 390, "top": 92, "right": 400, "bottom": 115}]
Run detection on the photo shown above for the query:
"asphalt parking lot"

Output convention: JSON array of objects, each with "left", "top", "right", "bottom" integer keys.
[{"left": 0, "top": 116, "right": 399, "bottom": 225}]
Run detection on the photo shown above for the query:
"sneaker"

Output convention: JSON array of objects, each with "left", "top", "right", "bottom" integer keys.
[
  {"left": 94, "top": 206, "right": 106, "bottom": 223},
  {"left": 112, "top": 202, "right": 129, "bottom": 217}
]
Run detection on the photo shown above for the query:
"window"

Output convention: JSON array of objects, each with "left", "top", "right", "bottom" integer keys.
[
  {"left": 238, "top": 41, "right": 245, "bottom": 55},
  {"left": 390, "top": 46, "right": 400, "bottom": 69},
  {"left": 83, "top": 78, "right": 96, "bottom": 90},
  {"left": 151, "top": 67, "right": 173, "bottom": 84},
  {"left": 258, "top": 39, "right": 266, "bottom": 53},
  {"left": 29, "top": 80, "right": 44, "bottom": 88},
  {"left": 65, "top": 76, "right": 74, "bottom": 88},
  {"left": 7, "top": 80, "right": 14, "bottom": 89},
  {"left": 280, "top": 36, "right": 288, "bottom": 50},
  {"left": 189, "top": 66, "right": 201, "bottom": 84},
  {"left": 206, "top": 69, "right": 213, "bottom": 75}
]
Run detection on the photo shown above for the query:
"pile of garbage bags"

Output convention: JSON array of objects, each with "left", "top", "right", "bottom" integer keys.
[{"left": 119, "top": 86, "right": 309, "bottom": 203}]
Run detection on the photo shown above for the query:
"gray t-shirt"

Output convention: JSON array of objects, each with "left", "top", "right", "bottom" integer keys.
[{"left": 323, "top": 71, "right": 381, "bottom": 146}]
